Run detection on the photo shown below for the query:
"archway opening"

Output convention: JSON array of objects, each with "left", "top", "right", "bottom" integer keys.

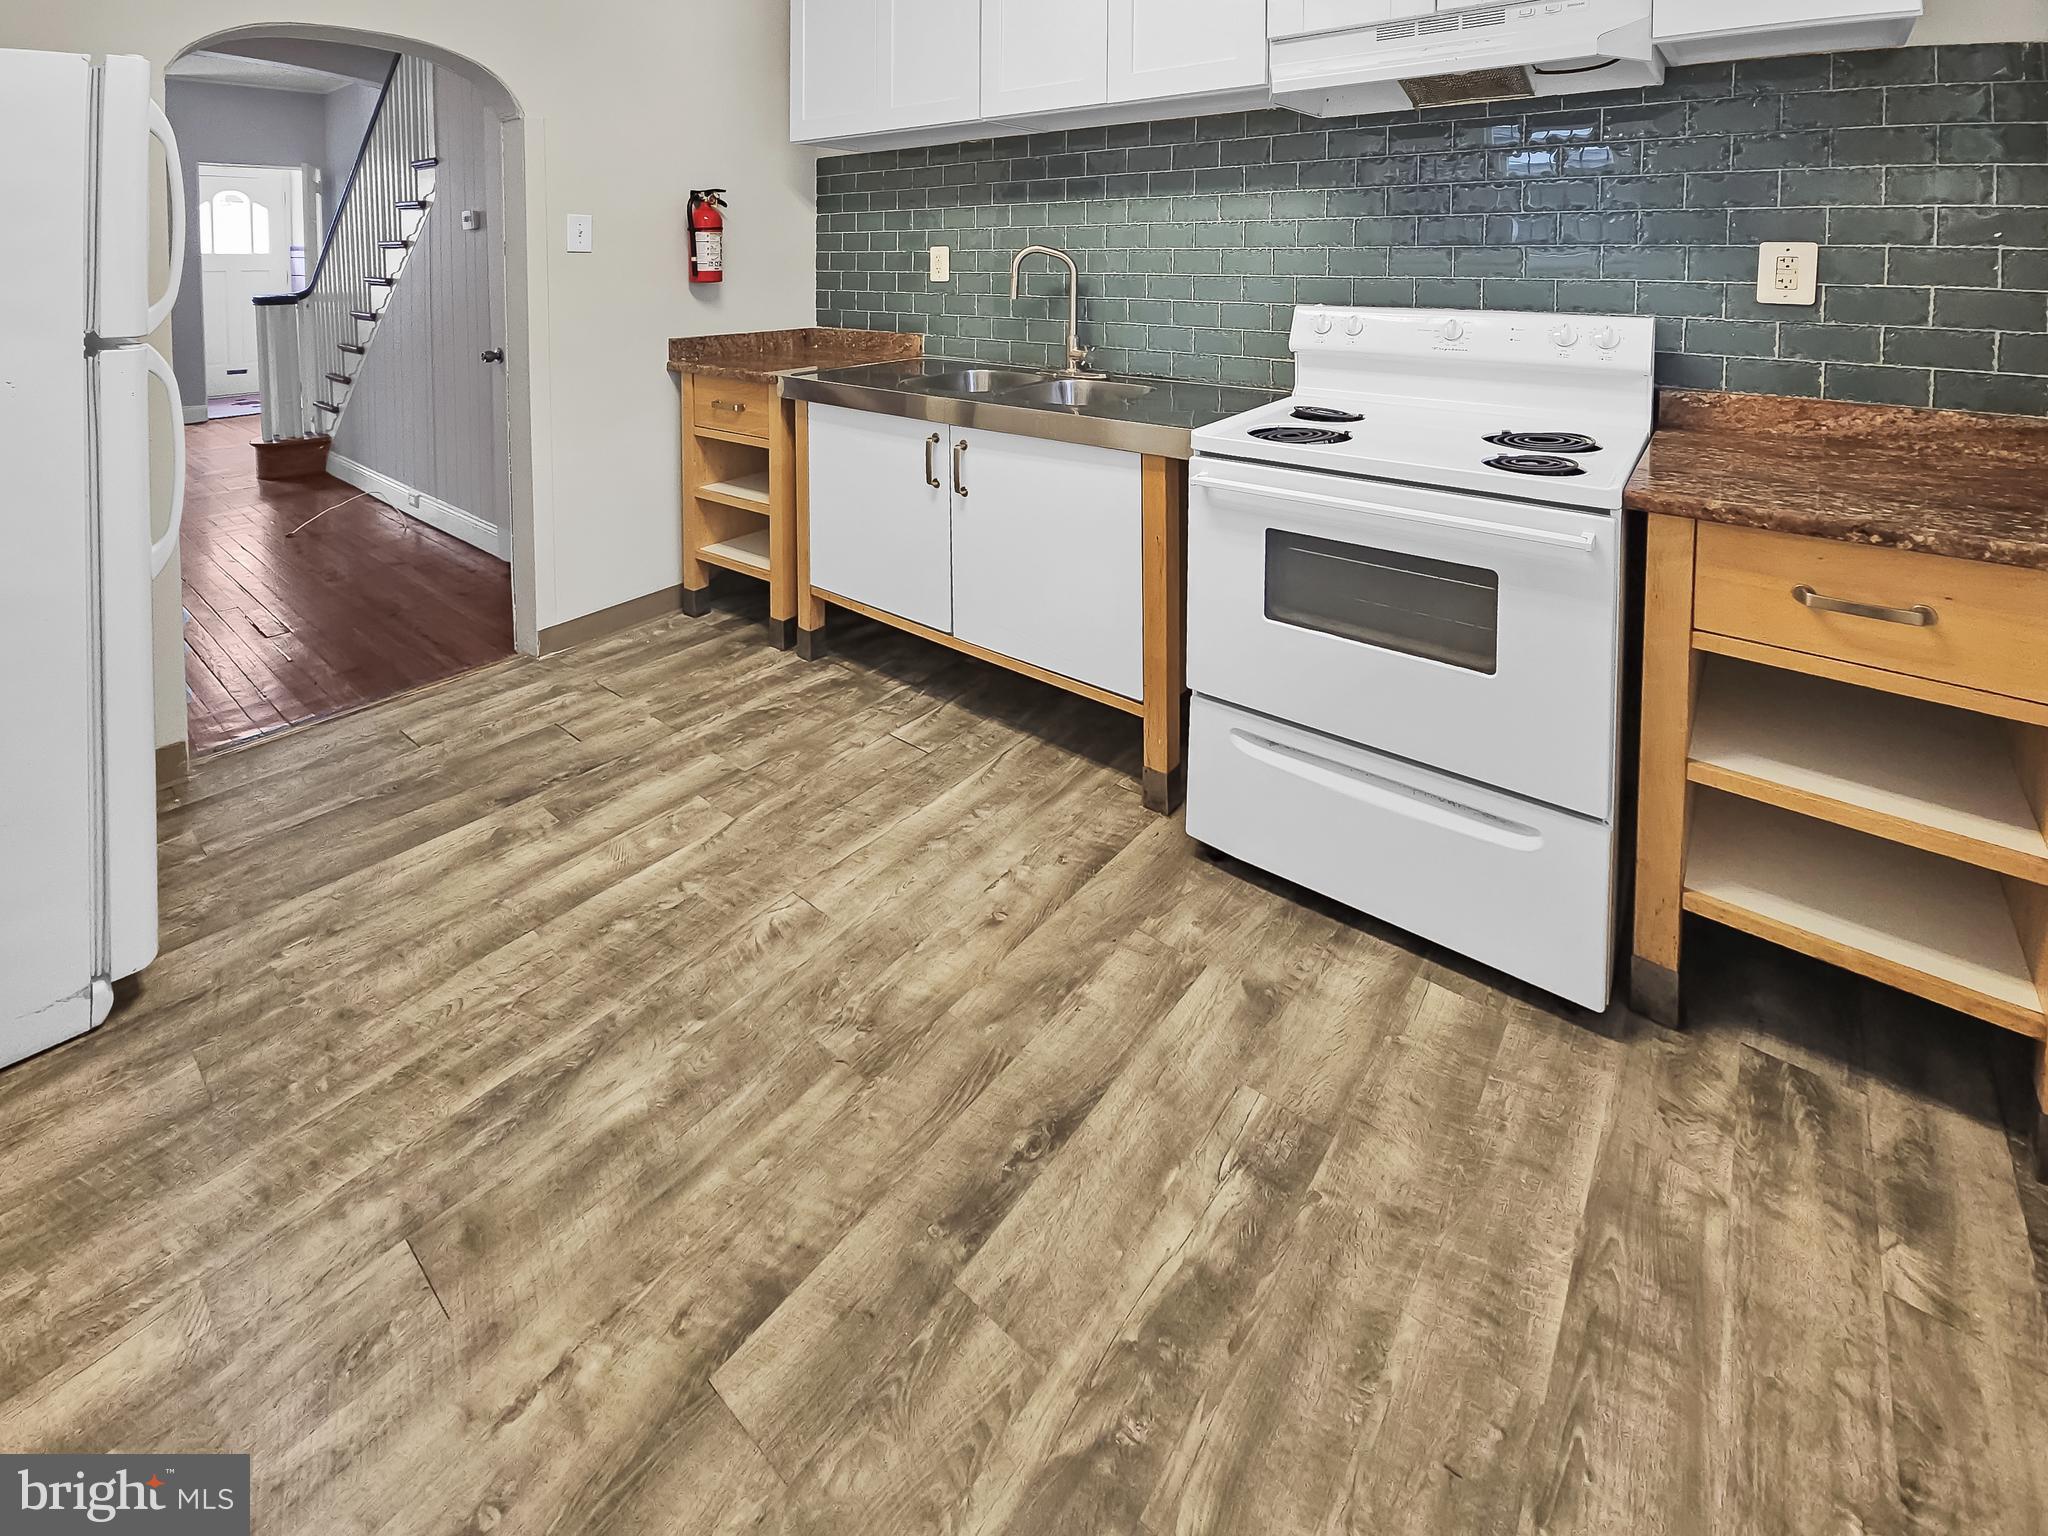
[{"left": 166, "top": 24, "right": 538, "bottom": 752}]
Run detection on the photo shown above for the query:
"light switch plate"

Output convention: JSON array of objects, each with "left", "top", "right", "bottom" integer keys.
[
  {"left": 1756, "top": 241, "right": 1818, "bottom": 306},
  {"left": 929, "top": 245, "right": 951, "bottom": 282},
  {"left": 566, "top": 213, "right": 593, "bottom": 253}
]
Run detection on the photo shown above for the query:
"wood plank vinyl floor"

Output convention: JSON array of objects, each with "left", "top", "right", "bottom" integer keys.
[
  {"left": 180, "top": 418, "right": 513, "bottom": 756},
  {"left": 5, "top": 598, "right": 2045, "bottom": 1535}
]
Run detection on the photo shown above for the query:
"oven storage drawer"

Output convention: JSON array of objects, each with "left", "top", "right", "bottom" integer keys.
[
  {"left": 1186, "top": 696, "right": 1617, "bottom": 1009},
  {"left": 1693, "top": 524, "right": 2048, "bottom": 707}
]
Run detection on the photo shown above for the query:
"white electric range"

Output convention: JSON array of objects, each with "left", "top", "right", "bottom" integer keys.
[{"left": 1186, "top": 305, "right": 1656, "bottom": 1010}]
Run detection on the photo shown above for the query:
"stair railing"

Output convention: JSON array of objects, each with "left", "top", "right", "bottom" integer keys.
[{"left": 255, "top": 55, "right": 435, "bottom": 441}]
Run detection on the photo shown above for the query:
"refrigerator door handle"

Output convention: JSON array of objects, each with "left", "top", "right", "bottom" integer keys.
[
  {"left": 143, "top": 101, "right": 185, "bottom": 336},
  {"left": 142, "top": 345, "right": 186, "bottom": 576}
]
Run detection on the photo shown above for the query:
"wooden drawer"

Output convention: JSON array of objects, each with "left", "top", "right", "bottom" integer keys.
[
  {"left": 1694, "top": 524, "right": 2048, "bottom": 707},
  {"left": 691, "top": 375, "right": 773, "bottom": 439}
]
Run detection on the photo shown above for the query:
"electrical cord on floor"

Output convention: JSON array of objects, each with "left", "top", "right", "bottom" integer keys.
[{"left": 285, "top": 491, "right": 374, "bottom": 538}]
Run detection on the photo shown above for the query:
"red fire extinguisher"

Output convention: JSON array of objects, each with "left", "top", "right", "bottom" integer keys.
[{"left": 688, "top": 189, "right": 728, "bottom": 284}]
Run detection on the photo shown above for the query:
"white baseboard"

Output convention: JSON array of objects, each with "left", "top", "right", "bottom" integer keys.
[{"left": 325, "top": 453, "right": 510, "bottom": 561}]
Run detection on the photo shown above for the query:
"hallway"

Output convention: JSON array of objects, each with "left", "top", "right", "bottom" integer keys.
[{"left": 180, "top": 418, "right": 513, "bottom": 753}]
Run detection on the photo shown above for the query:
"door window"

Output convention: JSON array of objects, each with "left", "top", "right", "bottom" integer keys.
[
  {"left": 199, "top": 189, "right": 270, "bottom": 257},
  {"left": 1264, "top": 529, "right": 1500, "bottom": 674}
]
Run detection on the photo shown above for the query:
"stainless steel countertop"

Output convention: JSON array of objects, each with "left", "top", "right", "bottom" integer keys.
[{"left": 779, "top": 358, "right": 1278, "bottom": 460}]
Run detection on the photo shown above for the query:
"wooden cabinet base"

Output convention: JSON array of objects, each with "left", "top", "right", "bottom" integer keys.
[
  {"left": 1631, "top": 511, "right": 2048, "bottom": 1179},
  {"left": 1628, "top": 955, "right": 1682, "bottom": 1029},
  {"left": 1143, "top": 765, "right": 1184, "bottom": 816}
]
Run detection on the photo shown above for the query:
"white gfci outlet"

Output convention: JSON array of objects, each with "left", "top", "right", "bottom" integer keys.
[
  {"left": 1756, "top": 242, "right": 1818, "bottom": 306},
  {"left": 929, "top": 245, "right": 951, "bottom": 282}
]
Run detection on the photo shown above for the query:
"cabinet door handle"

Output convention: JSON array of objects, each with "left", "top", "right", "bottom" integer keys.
[
  {"left": 924, "top": 432, "right": 941, "bottom": 489},
  {"left": 953, "top": 438, "right": 969, "bottom": 498},
  {"left": 1792, "top": 585, "right": 1937, "bottom": 627},
  {"left": 711, "top": 398, "right": 748, "bottom": 415}
]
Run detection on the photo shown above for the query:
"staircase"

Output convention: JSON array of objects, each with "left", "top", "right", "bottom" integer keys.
[{"left": 256, "top": 56, "right": 438, "bottom": 443}]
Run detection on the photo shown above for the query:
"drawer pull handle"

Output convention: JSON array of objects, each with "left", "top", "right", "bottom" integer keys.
[
  {"left": 953, "top": 438, "right": 969, "bottom": 498},
  {"left": 1792, "top": 585, "right": 1937, "bottom": 627},
  {"left": 711, "top": 399, "right": 748, "bottom": 414},
  {"left": 924, "top": 432, "right": 941, "bottom": 489}
]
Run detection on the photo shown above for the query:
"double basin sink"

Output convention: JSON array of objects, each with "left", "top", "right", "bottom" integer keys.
[
  {"left": 923, "top": 368, "right": 1155, "bottom": 410},
  {"left": 780, "top": 356, "right": 1281, "bottom": 460}
]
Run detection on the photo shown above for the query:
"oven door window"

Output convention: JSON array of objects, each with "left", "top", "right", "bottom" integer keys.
[{"left": 1263, "top": 529, "right": 1501, "bottom": 674}]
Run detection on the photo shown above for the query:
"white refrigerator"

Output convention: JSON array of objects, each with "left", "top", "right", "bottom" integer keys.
[{"left": 1, "top": 50, "right": 186, "bottom": 1065}]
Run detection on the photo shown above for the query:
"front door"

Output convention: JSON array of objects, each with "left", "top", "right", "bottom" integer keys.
[{"left": 198, "top": 164, "right": 296, "bottom": 398}]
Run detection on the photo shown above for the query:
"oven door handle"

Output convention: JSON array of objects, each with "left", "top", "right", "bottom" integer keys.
[{"left": 1191, "top": 472, "right": 1600, "bottom": 553}]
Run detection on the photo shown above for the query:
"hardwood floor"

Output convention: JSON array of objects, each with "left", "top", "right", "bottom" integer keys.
[
  {"left": 4, "top": 598, "right": 2045, "bottom": 1534},
  {"left": 180, "top": 418, "right": 513, "bottom": 755}
]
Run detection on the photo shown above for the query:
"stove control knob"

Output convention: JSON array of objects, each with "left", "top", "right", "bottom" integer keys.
[
  {"left": 1344, "top": 315, "right": 1366, "bottom": 337},
  {"left": 1550, "top": 323, "right": 1580, "bottom": 348},
  {"left": 1312, "top": 310, "right": 1334, "bottom": 336},
  {"left": 1591, "top": 325, "right": 1623, "bottom": 350},
  {"left": 1436, "top": 318, "right": 1465, "bottom": 342}
]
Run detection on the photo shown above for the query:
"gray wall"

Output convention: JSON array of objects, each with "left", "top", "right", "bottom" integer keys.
[
  {"left": 166, "top": 78, "right": 326, "bottom": 407},
  {"left": 332, "top": 66, "right": 510, "bottom": 540},
  {"left": 819, "top": 42, "right": 2048, "bottom": 415},
  {"left": 320, "top": 81, "right": 384, "bottom": 237},
  {"left": 165, "top": 74, "right": 390, "bottom": 407}
]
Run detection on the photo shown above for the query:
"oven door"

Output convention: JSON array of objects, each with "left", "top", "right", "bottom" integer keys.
[{"left": 1189, "top": 457, "right": 1622, "bottom": 818}]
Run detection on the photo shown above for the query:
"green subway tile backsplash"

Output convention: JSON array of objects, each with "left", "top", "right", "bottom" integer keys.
[{"left": 816, "top": 43, "right": 2048, "bottom": 413}]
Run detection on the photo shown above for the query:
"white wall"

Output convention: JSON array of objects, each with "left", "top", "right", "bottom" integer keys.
[
  {"left": 1913, "top": 0, "right": 2048, "bottom": 43},
  {"left": 0, "top": 0, "right": 818, "bottom": 747}
]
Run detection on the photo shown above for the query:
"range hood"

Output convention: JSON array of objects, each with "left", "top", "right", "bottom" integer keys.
[{"left": 1269, "top": 0, "right": 1663, "bottom": 117}]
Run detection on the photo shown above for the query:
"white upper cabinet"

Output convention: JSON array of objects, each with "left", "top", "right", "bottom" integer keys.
[
  {"left": 1108, "top": 0, "right": 1268, "bottom": 103},
  {"left": 982, "top": 0, "right": 1111, "bottom": 118},
  {"left": 889, "top": 0, "right": 983, "bottom": 130},
  {"left": 791, "top": 0, "right": 981, "bottom": 143}
]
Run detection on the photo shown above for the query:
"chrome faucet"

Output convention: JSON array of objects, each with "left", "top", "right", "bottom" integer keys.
[{"left": 1009, "top": 244, "right": 1100, "bottom": 377}]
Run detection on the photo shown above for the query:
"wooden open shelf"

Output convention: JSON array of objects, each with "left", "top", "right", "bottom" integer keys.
[
  {"left": 699, "top": 527, "right": 771, "bottom": 578},
  {"left": 698, "top": 471, "right": 771, "bottom": 513},
  {"left": 1689, "top": 654, "right": 2048, "bottom": 883},
  {"left": 1685, "top": 790, "right": 2045, "bottom": 1038},
  {"left": 694, "top": 422, "right": 773, "bottom": 451}
]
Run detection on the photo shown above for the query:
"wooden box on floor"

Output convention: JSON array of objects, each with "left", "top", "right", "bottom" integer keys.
[{"left": 1632, "top": 513, "right": 2048, "bottom": 1176}]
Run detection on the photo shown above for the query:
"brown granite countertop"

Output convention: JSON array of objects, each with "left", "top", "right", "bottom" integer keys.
[
  {"left": 666, "top": 327, "right": 923, "bottom": 384},
  {"left": 1626, "top": 390, "right": 2048, "bottom": 571}
]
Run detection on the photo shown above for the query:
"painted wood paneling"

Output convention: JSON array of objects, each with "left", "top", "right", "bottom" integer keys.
[{"left": 332, "top": 66, "right": 508, "bottom": 542}]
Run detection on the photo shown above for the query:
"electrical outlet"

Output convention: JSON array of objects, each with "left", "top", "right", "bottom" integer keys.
[
  {"left": 1756, "top": 241, "right": 1818, "bottom": 306},
  {"left": 929, "top": 245, "right": 951, "bottom": 282},
  {"left": 565, "top": 213, "right": 593, "bottom": 253}
]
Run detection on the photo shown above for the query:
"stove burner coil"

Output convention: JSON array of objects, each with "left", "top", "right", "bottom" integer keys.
[
  {"left": 1484, "top": 431, "right": 1601, "bottom": 455},
  {"left": 1485, "top": 453, "right": 1587, "bottom": 477},
  {"left": 1251, "top": 425, "right": 1353, "bottom": 446},
  {"left": 1291, "top": 406, "right": 1364, "bottom": 423}
]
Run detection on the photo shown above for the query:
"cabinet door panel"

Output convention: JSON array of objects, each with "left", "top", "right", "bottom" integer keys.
[
  {"left": 951, "top": 430, "right": 1143, "bottom": 699},
  {"left": 1109, "top": 0, "right": 1268, "bottom": 102},
  {"left": 792, "top": 0, "right": 888, "bottom": 141},
  {"left": 890, "top": 0, "right": 983, "bottom": 129},
  {"left": 808, "top": 406, "right": 953, "bottom": 633},
  {"left": 982, "top": 0, "right": 1110, "bottom": 118}
]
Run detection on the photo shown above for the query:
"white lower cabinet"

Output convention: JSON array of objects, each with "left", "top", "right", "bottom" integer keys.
[
  {"left": 806, "top": 404, "right": 954, "bottom": 633},
  {"left": 806, "top": 409, "right": 1144, "bottom": 701},
  {"left": 951, "top": 428, "right": 1143, "bottom": 700}
]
